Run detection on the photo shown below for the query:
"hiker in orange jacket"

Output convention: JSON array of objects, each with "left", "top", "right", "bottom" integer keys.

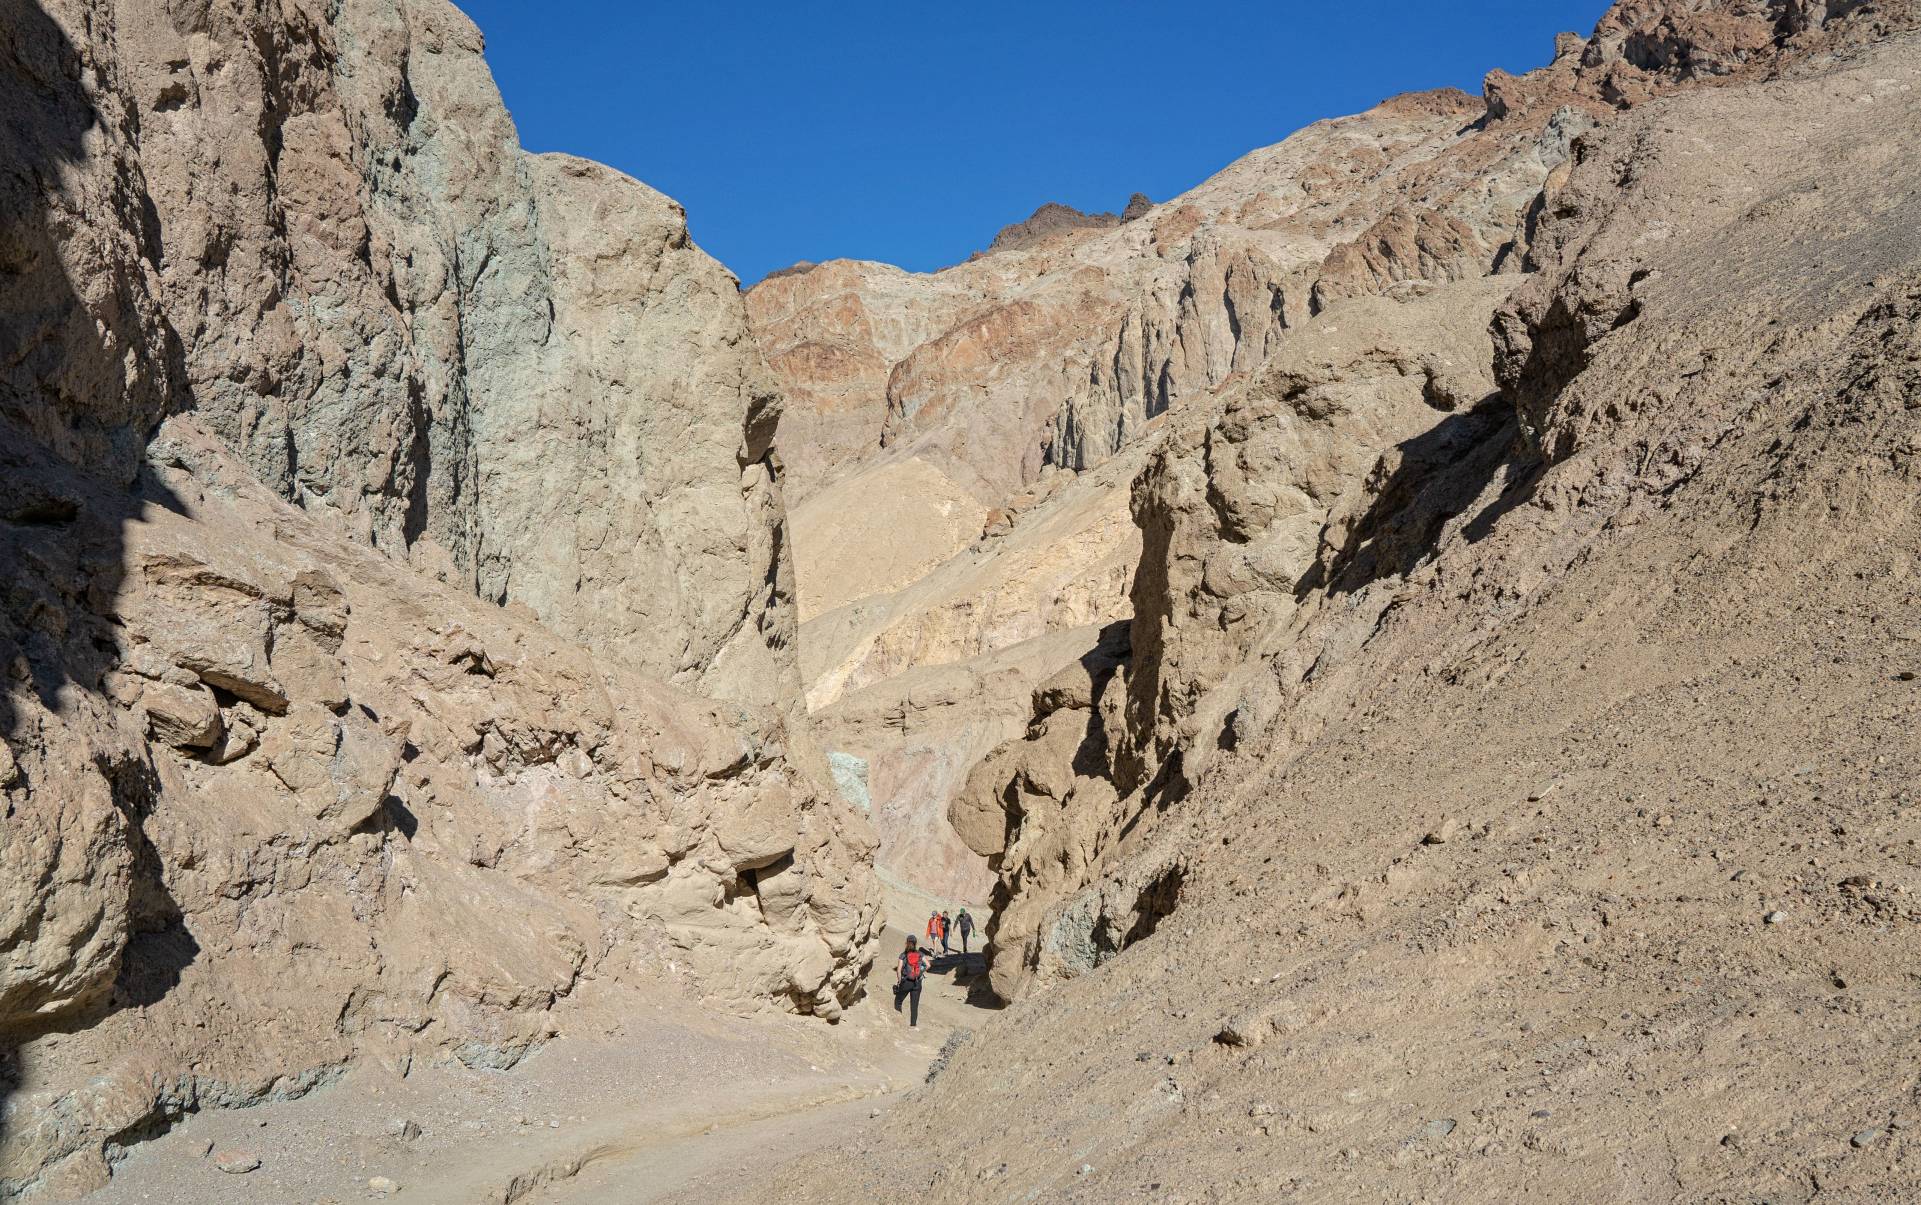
[{"left": 925, "top": 911, "right": 941, "bottom": 947}]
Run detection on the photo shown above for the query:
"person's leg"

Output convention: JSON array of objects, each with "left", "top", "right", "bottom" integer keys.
[
  {"left": 909, "top": 985, "right": 920, "bottom": 1027},
  {"left": 893, "top": 982, "right": 904, "bottom": 1013}
]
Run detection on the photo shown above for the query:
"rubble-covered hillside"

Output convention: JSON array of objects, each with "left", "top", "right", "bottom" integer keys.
[{"left": 765, "top": 2, "right": 1921, "bottom": 1200}]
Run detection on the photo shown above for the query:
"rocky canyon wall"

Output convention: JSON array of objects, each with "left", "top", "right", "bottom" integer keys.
[
  {"left": 0, "top": 0, "right": 876, "bottom": 1196},
  {"left": 950, "top": 0, "right": 1921, "bottom": 1003},
  {"left": 771, "top": 4, "right": 1921, "bottom": 1198},
  {"left": 106, "top": 0, "right": 795, "bottom": 705}
]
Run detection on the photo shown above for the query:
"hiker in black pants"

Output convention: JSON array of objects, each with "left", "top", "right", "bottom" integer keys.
[
  {"left": 893, "top": 936, "right": 927, "bottom": 1027},
  {"left": 957, "top": 908, "right": 975, "bottom": 954}
]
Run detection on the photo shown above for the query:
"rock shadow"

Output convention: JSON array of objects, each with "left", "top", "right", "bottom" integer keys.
[
  {"left": 0, "top": 0, "right": 190, "bottom": 1173},
  {"left": 102, "top": 757, "right": 199, "bottom": 1011},
  {"left": 927, "top": 950, "right": 1001, "bottom": 1011},
  {"left": 1296, "top": 395, "right": 1536, "bottom": 599}
]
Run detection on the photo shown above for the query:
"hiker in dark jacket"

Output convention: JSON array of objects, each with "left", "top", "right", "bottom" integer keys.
[
  {"left": 893, "top": 936, "right": 927, "bottom": 1027},
  {"left": 938, "top": 911, "right": 953, "bottom": 954},
  {"left": 956, "top": 908, "right": 975, "bottom": 954}
]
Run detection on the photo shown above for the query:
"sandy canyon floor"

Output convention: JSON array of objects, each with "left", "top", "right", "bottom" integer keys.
[{"left": 81, "top": 890, "right": 991, "bottom": 1204}]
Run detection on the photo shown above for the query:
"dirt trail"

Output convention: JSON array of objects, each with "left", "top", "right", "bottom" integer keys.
[
  {"left": 524, "top": 928, "right": 990, "bottom": 1204},
  {"left": 85, "top": 903, "right": 993, "bottom": 1203}
]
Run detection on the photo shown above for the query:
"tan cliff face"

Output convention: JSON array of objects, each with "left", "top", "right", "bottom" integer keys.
[
  {"left": 746, "top": 21, "right": 1598, "bottom": 909},
  {"left": 767, "top": 4, "right": 1921, "bottom": 1201},
  {"left": 946, "top": 0, "right": 1921, "bottom": 1008},
  {"left": 0, "top": 0, "right": 875, "bottom": 1196}
]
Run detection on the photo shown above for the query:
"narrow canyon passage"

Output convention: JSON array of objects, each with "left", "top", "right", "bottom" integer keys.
[{"left": 10, "top": 0, "right": 1921, "bottom": 1201}]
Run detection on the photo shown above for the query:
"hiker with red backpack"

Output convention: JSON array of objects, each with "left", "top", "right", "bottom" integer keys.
[{"left": 894, "top": 936, "right": 927, "bottom": 1026}]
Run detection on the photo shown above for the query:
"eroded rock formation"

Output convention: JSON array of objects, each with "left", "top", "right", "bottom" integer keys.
[
  {"left": 770, "top": 4, "right": 1921, "bottom": 1200},
  {"left": 748, "top": 16, "right": 1596, "bottom": 910},
  {"left": 1, "top": 0, "right": 875, "bottom": 1195},
  {"left": 947, "top": 275, "right": 1526, "bottom": 998},
  {"left": 3, "top": 423, "right": 876, "bottom": 1195}
]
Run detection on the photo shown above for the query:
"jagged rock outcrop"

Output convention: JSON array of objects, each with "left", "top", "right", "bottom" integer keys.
[
  {"left": 769, "top": 6, "right": 1921, "bottom": 1200},
  {"left": 2, "top": 421, "right": 878, "bottom": 1197},
  {"left": 956, "top": 276, "right": 1522, "bottom": 999},
  {"left": 1, "top": 0, "right": 876, "bottom": 1196},
  {"left": 1484, "top": 0, "right": 1921, "bottom": 119},
  {"left": 981, "top": 200, "right": 1125, "bottom": 255}
]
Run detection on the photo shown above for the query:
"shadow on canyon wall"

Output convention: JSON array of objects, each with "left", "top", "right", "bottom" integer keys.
[
  {"left": 1300, "top": 395, "right": 1537, "bottom": 600},
  {"left": 1, "top": 0, "right": 195, "bottom": 1166}
]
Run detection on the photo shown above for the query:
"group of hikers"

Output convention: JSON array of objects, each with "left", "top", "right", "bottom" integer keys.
[
  {"left": 925, "top": 907, "right": 973, "bottom": 955},
  {"left": 892, "top": 907, "right": 974, "bottom": 1028}
]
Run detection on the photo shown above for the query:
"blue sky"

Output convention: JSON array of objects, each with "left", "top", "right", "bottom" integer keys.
[{"left": 454, "top": 1, "right": 1611, "bottom": 285}]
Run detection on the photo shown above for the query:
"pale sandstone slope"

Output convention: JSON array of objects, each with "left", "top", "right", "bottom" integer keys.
[{"left": 763, "top": 4, "right": 1921, "bottom": 1201}]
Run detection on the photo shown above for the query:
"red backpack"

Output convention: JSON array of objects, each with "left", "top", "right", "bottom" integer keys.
[{"left": 903, "top": 950, "right": 924, "bottom": 981}]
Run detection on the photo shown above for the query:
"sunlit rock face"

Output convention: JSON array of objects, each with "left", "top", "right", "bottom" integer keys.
[
  {"left": 770, "top": 5, "right": 1921, "bottom": 1202},
  {"left": 0, "top": 0, "right": 875, "bottom": 1194},
  {"left": 747, "top": 34, "right": 1590, "bottom": 907}
]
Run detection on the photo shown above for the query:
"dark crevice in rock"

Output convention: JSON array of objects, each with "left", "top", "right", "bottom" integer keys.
[
  {"left": 1300, "top": 399, "right": 1527, "bottom": 599},
  {"left": 104, "top": 754, "right": 198, "bottom": 1012}
]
